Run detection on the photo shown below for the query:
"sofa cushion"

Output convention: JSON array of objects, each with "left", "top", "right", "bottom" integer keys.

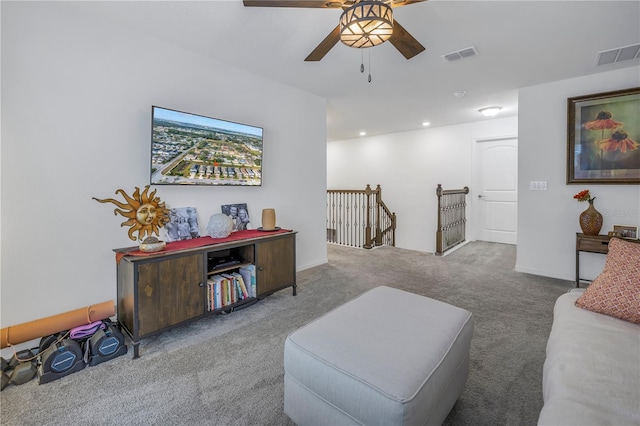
[{"left": 575, "top": 237, "right": 640, "bottom": 324}]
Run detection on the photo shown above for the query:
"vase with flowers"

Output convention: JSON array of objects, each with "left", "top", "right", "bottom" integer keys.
[{"left": 574, "top": 189, "right": 603, "bottom": 236}]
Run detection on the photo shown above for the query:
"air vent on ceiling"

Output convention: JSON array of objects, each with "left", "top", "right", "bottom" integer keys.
[
  {"left": 595, "top": 43, "right": 640, "bottom": 66},
  {"left": 442, "top": 46, "right": 479, "bottom": 62}
]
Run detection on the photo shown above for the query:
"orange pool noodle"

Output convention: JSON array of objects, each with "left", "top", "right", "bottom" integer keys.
[{"left": 1, "top": 301, "right": 115, "bottom": 349}]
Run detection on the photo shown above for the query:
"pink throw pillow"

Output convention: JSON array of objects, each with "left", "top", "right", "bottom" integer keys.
[{"left": 575, "top": 237, "right": 640, "bottom": 324}]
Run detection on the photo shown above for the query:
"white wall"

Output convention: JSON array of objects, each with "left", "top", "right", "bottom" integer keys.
[
  {"left": 328, "top": 65, "right": 640, "bottom": 282},
  {"left": 516, "top": 66, "right": 640, "bottom": 281},
  {"left": 327, "top": 117, "right": 518, "bottom": 253},
  {"left": 0, "top": 2, "right": 327, "bottom": 351}
]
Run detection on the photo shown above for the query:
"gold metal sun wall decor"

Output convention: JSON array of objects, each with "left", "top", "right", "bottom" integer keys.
[{"left": 93, "top": 185, "right": 170, "bottom": 241}]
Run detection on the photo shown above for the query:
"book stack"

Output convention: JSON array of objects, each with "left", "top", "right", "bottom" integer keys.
[{"left": 207, "top": 265, "right": 256, "bottom": 311}]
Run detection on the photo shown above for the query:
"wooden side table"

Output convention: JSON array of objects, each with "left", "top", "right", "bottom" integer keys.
[
  {"left": 575, "top": 233, "right": 640, "bottom": 287},
  {"left": 575, "top": 233, "right": 610, "bottom": 287}
]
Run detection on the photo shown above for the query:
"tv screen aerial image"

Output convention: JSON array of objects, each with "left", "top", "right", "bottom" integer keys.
[{"left": 151, "top": 107, "right": 263, "bottom": 186}]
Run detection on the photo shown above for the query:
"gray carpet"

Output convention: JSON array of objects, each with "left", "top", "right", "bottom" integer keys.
[{"left": 0, "top": 242, "right": 570, "bottom": 425}]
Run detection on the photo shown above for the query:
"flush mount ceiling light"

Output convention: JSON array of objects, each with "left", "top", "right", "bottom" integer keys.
[
  {"left": 478, "top": 106, "right": 502, "bottom": 117},
  {"left": 340, "top": 0, "right": 394, "bottom": 48}
]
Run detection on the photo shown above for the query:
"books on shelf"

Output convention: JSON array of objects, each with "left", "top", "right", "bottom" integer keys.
[
  {"left": 207, "top": 264, "right": 256, "bottom": 311},
  {"left": 232, "top": 272, "right": 249, "bottom": 299},
  {"left": 239, "top": 265, "right": 256, "bottom": 298}
]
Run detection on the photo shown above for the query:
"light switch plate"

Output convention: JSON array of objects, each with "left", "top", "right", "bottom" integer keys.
[{"left": 529, "top": 181, "right": 547, "bottom": 190}]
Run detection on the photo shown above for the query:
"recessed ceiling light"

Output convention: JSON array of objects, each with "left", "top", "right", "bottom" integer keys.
[
  {"left": 478, "top": 106, "right": 502, "bottom": 117},
  {"left": 453, "top": 91, "right": 466, "bottom": 98},
  {"left": 359, "top": 131, "right": 367, "bottom": 136},
  {"left": 422, "top": 122, "right": 431, "bottom": 127}
]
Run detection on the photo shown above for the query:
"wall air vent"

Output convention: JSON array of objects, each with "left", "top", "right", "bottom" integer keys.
[
  {"left": 595, "top": 43, "right": 640, "bottom": 66},
  {"left": 441, "top": 46, "right": 479, "bottom": 62}
]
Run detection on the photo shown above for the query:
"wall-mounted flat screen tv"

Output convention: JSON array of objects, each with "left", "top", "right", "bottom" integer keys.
[{"left": 150, "top": 106, "right": 263, "bottom": 186}]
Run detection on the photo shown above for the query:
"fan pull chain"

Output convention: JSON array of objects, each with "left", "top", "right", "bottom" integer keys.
[{"left": 358, "top": 50, "right": 372, "bottom": 83}]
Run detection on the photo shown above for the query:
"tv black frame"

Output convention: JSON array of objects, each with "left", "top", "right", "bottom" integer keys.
[{"left": 150, "top": 106, "right": 264, "bottom": 186}]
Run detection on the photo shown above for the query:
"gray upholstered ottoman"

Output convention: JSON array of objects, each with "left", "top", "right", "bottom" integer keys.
[{"left": 284, "top": 286, "right": 473, "bottom": 426}]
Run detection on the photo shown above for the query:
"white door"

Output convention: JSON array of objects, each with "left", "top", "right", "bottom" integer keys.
[{"left": 475, "top": 137, "right": 518, "bottom": 244}]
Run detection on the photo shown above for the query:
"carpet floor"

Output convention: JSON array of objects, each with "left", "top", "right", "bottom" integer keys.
[{"left": 0, "top": 242, "right": 571, "bottom": 425}]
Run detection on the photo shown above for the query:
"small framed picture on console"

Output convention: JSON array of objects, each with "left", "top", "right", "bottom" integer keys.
[{"left": 613, "top": 225, "right": 638, "bottom": 240}]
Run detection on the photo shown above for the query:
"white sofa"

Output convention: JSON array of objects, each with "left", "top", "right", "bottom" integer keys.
[{"left": 538, "top": 288, "right": 640, "bottom": 425}]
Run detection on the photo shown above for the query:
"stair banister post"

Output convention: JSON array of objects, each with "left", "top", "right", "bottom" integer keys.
[
  {"left": 374, "top": 184, "right": 382, "bottom": 246},
  {"left": 436, "top": 184, "right": 443, "bottom": 255},
  {"left": 391, "top": 212, "right": 397, "bottom": 246},
  {"left": 364, "top": 184, "right": 373, "bottom": 249}
]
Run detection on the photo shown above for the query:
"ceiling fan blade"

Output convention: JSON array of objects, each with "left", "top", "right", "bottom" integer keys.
[
  {"left": 389, "top": 20, "right": 425, "bottom": 60},
  {"left": 243, "top": 0, "right": 424, "bottom": 8},
  {"left": 243, "top": 0, "right": 343, "bottom": 8},
  {"left": 390, "top": 0, "right": 427, "bottom": 8},
  {"left": 305, "top": 25, "right": 341, "bottom": 61}
]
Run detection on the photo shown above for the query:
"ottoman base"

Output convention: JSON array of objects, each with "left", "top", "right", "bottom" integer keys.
[
  {"left": 285, "top": 352, "right": 470, "bottom": 425},
  {"left": 284, "top": 286, "right": 473, "bottom": 426}
]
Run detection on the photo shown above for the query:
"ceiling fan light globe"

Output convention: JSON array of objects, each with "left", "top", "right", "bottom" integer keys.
[{"left": 339, "top": 0, "right": 393, "bottom": 48}]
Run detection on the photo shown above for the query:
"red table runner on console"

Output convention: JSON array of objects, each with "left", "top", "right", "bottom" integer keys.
[{"left": 115, "top": 228, "right": 291, "bottom": 263}]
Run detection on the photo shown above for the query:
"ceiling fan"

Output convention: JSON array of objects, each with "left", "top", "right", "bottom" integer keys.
[{"left": 242, "top": 0, "right": 427, "bottom": 61}]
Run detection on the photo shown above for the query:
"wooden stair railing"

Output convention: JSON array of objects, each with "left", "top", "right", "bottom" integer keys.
[
  {"left": 327, "top": 184, "right": 396, "bottom": 249},
  {"left": 436, "top": 184, "right": 469, "bottom": 255}
]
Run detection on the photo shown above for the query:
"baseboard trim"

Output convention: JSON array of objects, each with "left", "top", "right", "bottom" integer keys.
[
  {"left": 297, "top": 258, "right": 328, "bottom": 272},
  {"left": 514, "top": 265, "right": 573, "bottom": 282}
]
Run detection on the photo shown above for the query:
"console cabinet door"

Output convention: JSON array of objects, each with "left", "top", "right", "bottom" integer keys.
[
  {"left": 137, "top": 253, "right": 204, "bottom": 336},
  {"left": 256, "top": 235, "right": 295, "bottom": 297}
]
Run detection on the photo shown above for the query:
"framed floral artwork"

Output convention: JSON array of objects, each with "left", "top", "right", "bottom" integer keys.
[{"left": 567, "top": 87, "right": 640, "bottom": 184}]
